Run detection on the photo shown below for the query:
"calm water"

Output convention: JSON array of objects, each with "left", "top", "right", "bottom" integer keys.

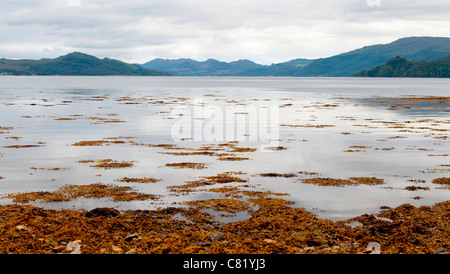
[{"left": 0, "top": 76, "right": 449, "bottom": 220}]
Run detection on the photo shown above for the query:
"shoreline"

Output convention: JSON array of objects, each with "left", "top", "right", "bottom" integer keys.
[{"left": 1, "top": 195, "right": 448, "bottom": 254}]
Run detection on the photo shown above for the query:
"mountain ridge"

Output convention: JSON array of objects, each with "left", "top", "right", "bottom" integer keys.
[
  {"left": 0, "top": 52, "right": 171, "bottom": 76},
  {"left": 293, "top": 36, "right": 450, "bottom": 77},
  {"left": 140, "top": 37, "right": 450, "bottom": 77},
  {"left": 2, "top": 36, "right": 450, "bottom": 77},
  {"left": 140, "top": 57, "right": 314, "bottom": 76}
]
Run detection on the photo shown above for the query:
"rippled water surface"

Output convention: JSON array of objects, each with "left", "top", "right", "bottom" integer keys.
[{"left": 0, "top": 76, "right": 449, "bottom": 220}]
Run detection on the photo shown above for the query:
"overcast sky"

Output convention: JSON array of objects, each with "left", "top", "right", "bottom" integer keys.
[{"left": 1, "top": 0, "right": 450, "bottom": 64}]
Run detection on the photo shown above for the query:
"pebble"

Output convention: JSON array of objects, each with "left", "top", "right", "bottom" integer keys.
[
  {"left": 433, "top": 247, "right": 446, "bottom": 254},
  {"left": 263, "top": 239, "right": 276, "bottom": 244},
  {"left": 66, "top": 241, "right": 81, "bottom": 254},
  {"left": 53, "top": 246, "right": 66, "bottom": 253},
  {"left": 209, "top": 232, "right": 225, "bottom": 241},
  {"left": 111, "top": 245, "right": 123, "bottom": 253},
  {"left": 365, "top": 242, "right": 381, "bottom": 254},
  {"left": 195, "top": 241, "right": 212, "bottom": 247},
  {"left": 125, "top": 248, "right": 138, "bottom": 254},
  {"left": 15, "top": 225, "right": 31, "bottom": 232},
  {"left": 124, "top": 233, "right": 142, "bottom": 242}
]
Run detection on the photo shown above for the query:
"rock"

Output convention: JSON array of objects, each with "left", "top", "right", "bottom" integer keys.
[
  {"left": 52, "top": 246, "right": 66, "bottom": 253},
  {"left": 111, "top": 245, "right": 123, "bottom": 253},
  {"left": 15, "top": 225, "right": 31, "bottom": 232},
  {"left": 85, "top": 207, "right": 119, "bottom": 218},
  {"left": 124, "top": 233, "right": 142, "bottom": 242},
  {"left": 125, "top": 248, "right": 138, "bottom": 254},
  {"left": 263, "top": 239, "right": 276, "bottom": 244},
  {"left": 434, "top": 247, "right": 446, "bottom": 254},
  {"left": 303, "top": 247, "right": 315, "bottom": 252},
  {"left": 195, "top": 241, "right": 212, "bottom": 247},
  {"left": 209, "top": 232, "right": 225, "bottom": 241},
  {"left": 365, "top": 242, "right": 381, "bottom": 254},
  {"left": 66, "top": 241, "right": 81, "bottom": 254}
]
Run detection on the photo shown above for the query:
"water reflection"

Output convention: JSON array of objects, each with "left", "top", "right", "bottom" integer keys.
[{"left": 0, "top": 77, "right": 449, "bottom": 220}]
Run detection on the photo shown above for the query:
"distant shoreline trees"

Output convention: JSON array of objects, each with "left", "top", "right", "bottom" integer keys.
[{"left": 355, "top": 55, "right": 450, "bottom": 78}]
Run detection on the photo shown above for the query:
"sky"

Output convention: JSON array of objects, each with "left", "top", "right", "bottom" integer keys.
[{"left": 1, "top": 0, "right": 450, "bottom": 65}]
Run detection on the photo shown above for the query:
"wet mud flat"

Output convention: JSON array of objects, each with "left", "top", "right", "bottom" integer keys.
[{"left": 0, "top": 80, "right": 449, "bottom": 254}]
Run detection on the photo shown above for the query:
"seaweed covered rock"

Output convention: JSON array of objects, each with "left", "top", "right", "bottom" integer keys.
[{"left": 85, "top": 208, "right": 120, "bottom": 218}]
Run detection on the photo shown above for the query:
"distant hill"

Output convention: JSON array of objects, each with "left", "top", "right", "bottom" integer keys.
[
  {"left": 3, "top": 36, "right": 450, "bottom": 77},
  {"left": 293, "top": 37, "right": 450, "bottom": 77},
  {"left": 141, "top": 58, "right": 263, "bottom": 76},
  {"left": 0, "top": 52, "right": 171, "bottom": 76},
  {"left": 355, "top": 55, "right": 450, "bottom": 78},
  {"left": 140, "top": 58, "right": 314, "bottom": 76},
  {"left": 141, "top": 37, "right": 450, "bottom": 77},
  {"left": 238, "top": 58, "right": 313, "bottom": 76}
]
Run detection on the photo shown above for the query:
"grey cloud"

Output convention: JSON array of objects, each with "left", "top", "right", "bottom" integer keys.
[{"left": 1, "top": 0, "right": 450, "bottom": 64}]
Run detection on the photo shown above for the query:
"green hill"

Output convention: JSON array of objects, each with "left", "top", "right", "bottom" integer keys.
[
  {"left": 238, "top": 58, "right": 313, "bottom": 76},
  {"left": 3, "top": 36, "right": 450, "bottom": 77},
  {"left": 355, "top": 55, "right": 450, "bottom": 78},
  {"left": 141, "top": 57, "right": 314, "bottom": 76},
  {"left": 140, "top": 58, "right": 264, "bottom": 76},
  {"left": 0, "top": 52, "right": 171, "bottom": 76},
  {"left": 293, "top": 37, "right": 450, "bottom": 77},
  {"left": 141, "top": 37, "right": 450, "bottom": 77}
]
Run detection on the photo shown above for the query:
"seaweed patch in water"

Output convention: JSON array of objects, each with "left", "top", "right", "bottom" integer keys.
[
  {"left": 5, "top": 136, "right": 22, "bottom": 141},
  {"left": 217, "top": 156, "right": 250, "bottom": 161},
  {"left": 256, "top": 173, "right": 297, "bottom": 178},
  {"left": 300, "top": 177, "right": 385, "bottom": 187},
  {"left": 404, "top": 186, "right": 430, "bottom": 191},
  {"left": 264, "top": 146, "right": 287, "bottom": 151},
  {"left": 71, "top": 140, "right": 126, "bottom": 146},
  {"left": 167, "top": 172, "right": 248, "bottom": 195},
  {"left": 165, "top": 162, "right": 208, "bottom": 169},
  {"left": 5, "top": 183, "right": 160, "bottom": 203},
  {"left": 30, "top": 167, "right": 69, "bottom": 171},
  {"left": 432, "top": 177, "right": 450, "bottom": 186},
  {"left": 281, "top": 123, "right": 336, "bottom": 128},
  {"left": 184, "top": 198, "right": 251, "bottom": 214},
  {"left": 202, "top": 173, "right": 248, "bottom": 184},
  {"left": 2, "top": 144, "right": 45, "bottom": 149},
  {"left": 117, "top": 177, "right": 162, "bottom": 183},
  {"left": 77, "top": 159, "right": 136, "bottom": 169}
]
